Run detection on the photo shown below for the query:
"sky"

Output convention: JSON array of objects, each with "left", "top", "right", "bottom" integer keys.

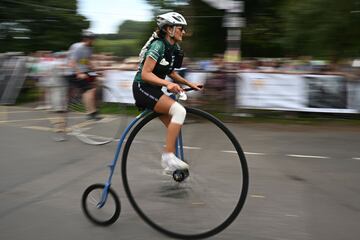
[{"left": 78, "top": 0, "right": 153, "bottom": 34}]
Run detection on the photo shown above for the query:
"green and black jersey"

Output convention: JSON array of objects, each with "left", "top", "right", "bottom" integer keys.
[{"left": 134, "top": 38, "right": 181, "bottom": 84}]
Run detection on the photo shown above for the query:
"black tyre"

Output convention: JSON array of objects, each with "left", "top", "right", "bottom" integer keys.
[
  {"left": 81, "top": 183, "right": 121, "bottom": 226},
  {"left": 121, "top": 107, "right": 249, "bottom": 239}
]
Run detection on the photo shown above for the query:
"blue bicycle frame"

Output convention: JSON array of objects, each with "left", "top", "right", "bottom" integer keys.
[{"left": 96, "top": 108, "right": 185, "bottom": 208}]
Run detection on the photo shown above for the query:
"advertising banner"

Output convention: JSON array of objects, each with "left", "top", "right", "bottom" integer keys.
[
  {"left": 103, "top": 70, "right": 136, "bottom": 104},
  {"left": 236, "top": 73, "right": 307, "bottom": 109},
  {"left": 103, "top": 70, "right": 208, "bottom": 103},
  {"left": 304, "top": 75, "right": 347, "bottom": 109}
]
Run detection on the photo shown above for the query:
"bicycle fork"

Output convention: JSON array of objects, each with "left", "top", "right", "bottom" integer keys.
[
  {"left": 97, "top": 111, "right": 185, "bottom": 207},
  {"left": 175, "top": 130, "right": 184, "bottom": 161},
  {"left": 97, "top": 111, "right": 149, "bottom": 208}
]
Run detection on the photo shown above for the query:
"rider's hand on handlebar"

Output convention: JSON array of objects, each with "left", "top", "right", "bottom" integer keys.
[{"left": 166, "top": 82, "right": 183, "bottom": 93}]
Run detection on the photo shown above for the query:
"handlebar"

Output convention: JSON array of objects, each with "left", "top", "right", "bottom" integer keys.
[
  {"left": 182, "top": 85, "right": 204, "bottom": 92},
  {"left": 168, "top": 85, "right": 203, "bottom": 101}
]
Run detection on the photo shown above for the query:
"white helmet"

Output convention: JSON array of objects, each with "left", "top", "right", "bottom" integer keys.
[{"left": 156, "top": 12, "right": 187, "bottom": 29}]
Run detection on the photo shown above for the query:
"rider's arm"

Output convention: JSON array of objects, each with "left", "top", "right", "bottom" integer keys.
[
  {"left": 169, "top": 71, "right": 202, "bottom": 90},
  {"left": 142, "top": 57, "right": 183, "bottom": 93}
]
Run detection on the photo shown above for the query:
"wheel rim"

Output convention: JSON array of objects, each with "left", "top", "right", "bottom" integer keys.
[
  {"left": 121, "top": 108, "right": 249, "bottom": 239},
  {"left": 81, "top": 184, "right": 121, "bottom": 226}
]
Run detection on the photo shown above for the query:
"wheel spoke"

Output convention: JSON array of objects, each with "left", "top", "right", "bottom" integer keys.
[{"left": 121, "top": 108, "right": 248, "bottom": 238}]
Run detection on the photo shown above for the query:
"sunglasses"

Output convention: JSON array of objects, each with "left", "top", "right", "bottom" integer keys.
[{"left": 176, "top": 26, "right": 186, "bottom": 31}]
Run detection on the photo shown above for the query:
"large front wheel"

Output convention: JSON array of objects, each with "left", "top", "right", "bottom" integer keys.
[{"left": 121, "top": 107, "right": 249, "bottom": 239}]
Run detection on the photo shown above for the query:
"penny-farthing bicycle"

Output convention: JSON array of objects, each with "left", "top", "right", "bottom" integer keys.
[{"left": 81, "top": 88, "right": 249, "bottom": 239}]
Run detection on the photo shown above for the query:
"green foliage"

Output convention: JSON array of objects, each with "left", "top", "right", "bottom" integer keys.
[
  {"left": 94, "top": 20, "right": 154, "bottom": 58},
  {"left": 280, "top": 0, "right": 360, "bottom": 58},
  {"left": 2, "top": 0, "right": 360, "bottom": 59},
  {"left": 0, "top": 0, "right": 89, "bottom": 53},
  {"left": 94, "top": 39, "right": 142, "bottom": 57},
  {"left": 144, "top": 0, "right": 227, "bottom": 58},
  {"left": 182, "top": 0, "right": 227, "bottom": 58},
  {"left": 241, "top": 0, "right": 286, "bottom": 57},
  {"left": 117, "top": 20, "right": 150, "bottom": 39}
]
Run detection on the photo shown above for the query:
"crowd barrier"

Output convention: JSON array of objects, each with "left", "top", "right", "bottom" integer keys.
[
  {"left": 103, "top": 70, "right": 360, "bottom": 113},
  {"left": 0, "top": 55, "right": 27, "bottom": 105}
]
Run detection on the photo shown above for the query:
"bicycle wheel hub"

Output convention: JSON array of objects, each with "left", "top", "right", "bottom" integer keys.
[{"left": 173, "top": 169, "right": 189, "bottom": 182}]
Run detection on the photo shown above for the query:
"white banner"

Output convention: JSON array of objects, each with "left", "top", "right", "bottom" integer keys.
[
  {"left": 102, "top": 70, "right": 359, "bottom": 113},
  {"left": 103, "top": 70, "right": 208, "bottom": 103},
  {"left": 237, "top": 73, "right": 307, "bottom": 109},
  {"left": 103, "top": 70, "right": 135, "bottom": 104}
]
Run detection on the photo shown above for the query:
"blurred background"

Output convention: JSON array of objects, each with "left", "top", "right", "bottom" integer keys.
[
  {"left": 1, "top": 0, "right": 360, "bottom": 117},
  {"left": 1, "top": 2, "right": 360, "bottom": 240}
]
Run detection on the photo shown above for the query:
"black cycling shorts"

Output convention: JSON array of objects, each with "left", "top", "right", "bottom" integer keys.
[
  {"left": 66, "top": 74, "right": 94, "bottom": 93},
  {"left": 132, "top": 81, "right": 164, "bottom": 110}
]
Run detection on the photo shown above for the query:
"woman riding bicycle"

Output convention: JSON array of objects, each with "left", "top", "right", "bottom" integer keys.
[{"left": 132, "top": 12, "right": 201, "bottom": 173}]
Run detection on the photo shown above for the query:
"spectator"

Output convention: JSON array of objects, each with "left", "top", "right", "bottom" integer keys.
[{"left": 66, "top": 30, "right": 101, "bottom": 120}]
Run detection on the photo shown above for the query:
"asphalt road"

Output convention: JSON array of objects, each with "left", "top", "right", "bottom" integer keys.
[{"left": 1, "top": 106, "right": 360, "bottom": 240}]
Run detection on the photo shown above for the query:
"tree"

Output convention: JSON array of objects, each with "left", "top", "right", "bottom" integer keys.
[
  {"left": 117, "top": 20, "right": 150, "bottom": 39},
  {"left": 0, "top": 0, "right": 90, "bottom": 53},
  {"left": 241, "top": 0, "right": 287, "bottom": 57},
  {"left": 144, "top": 0, "right": 227, "bottom": 58},
  {"left": 281, "top": 0, "right": 360, "bottom": 59}
]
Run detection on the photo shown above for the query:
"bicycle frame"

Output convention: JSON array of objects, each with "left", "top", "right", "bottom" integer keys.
[{"left": 96, "top": 108, "right": 185, "bottom": 208}]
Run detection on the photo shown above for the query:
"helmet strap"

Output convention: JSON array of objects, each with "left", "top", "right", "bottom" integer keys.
[{"left": 169, "top": 27, "right": 176, "bottom": 38}]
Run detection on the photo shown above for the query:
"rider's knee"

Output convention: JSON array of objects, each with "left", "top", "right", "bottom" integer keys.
[{"left": 169, "top": 102, "right": 186, "bottom": 125}]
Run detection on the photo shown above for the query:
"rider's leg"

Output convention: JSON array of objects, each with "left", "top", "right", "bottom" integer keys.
[
  {"left": 158, "top": 114, "right": 170, "bottom": 127},
  {"left": 155, "top": 95, "right": 188, "bottom": 170},
  {"left": 154, "top": 95, "right": 185, "bottom": 153}
]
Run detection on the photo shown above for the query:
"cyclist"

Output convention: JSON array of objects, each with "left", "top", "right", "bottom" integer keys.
[
  {"left": 133, "top": 12, "right": 201, "bottom": 173},
  {"left": 66, "top": 30, "right": 101, "bottom": 120}
]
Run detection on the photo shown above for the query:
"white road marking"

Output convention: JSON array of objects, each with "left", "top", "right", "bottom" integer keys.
[
  {"left": 3, "top": 116, "right": 349, "bottom": 164},
  {"left": 163, "top": 145, "right": 201, "bottom": 150},
  {"left": 245, "top": 152, "right": 265, "bottom": 155},
  {"left": 183, "top": 146, "right": 201, "bottom": 150},
  {"left": 222, "top": 150, "right": 265, "bottom": 156},
  {"left": 0, "top": 116, "right": 83, "bottom": 123},
  {"left": 353, "top": 157, "right": 360, "bottom": 160},
  {"left": 0, "top": 110, "right": 34, "bottom": 114},
  {"left": 250, "top": 194, "right": 266, "bottom": 198},
  {"left": 285, "top": 214, "right": 299, "bottom": 217},
  {"left": 22, "top": 126, "right": 54, "bottom": 131},
  {"left": 287, "top": 154, "right": 329, "bottom": 159},
  {"left": 221, "top": 150, "right": 237, "bottom": 154}
]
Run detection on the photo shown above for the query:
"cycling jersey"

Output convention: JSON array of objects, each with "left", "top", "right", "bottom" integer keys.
[{"left": 134, "top": 38, "right": 181, "bottom": 83}]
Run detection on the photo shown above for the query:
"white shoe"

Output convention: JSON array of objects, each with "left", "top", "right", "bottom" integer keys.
[{"left": 161, "top": 152, "right": 189, "bottom": 172}]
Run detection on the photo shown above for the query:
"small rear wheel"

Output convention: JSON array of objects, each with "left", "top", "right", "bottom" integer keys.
[{"left": 81, "top": 183, "right": 121, "bottom": 226}]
